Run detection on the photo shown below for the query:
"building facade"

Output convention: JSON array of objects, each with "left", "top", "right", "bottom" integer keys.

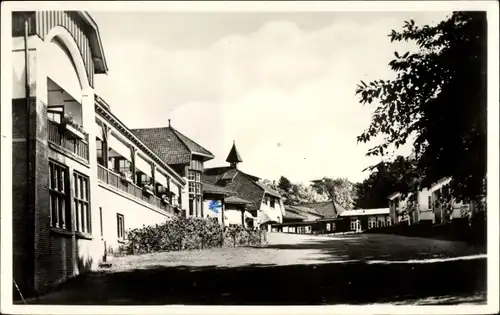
[
  {"left": 339, "top": 208, "right": 392, "bottom": 232},
  {"left": 11, "top": 11, "right": 186, "bottom": 296},
  {"left": 388, "top": 177, "right": 471, "bottom": 225}
]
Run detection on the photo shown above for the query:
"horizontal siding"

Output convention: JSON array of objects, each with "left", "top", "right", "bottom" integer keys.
[{"left": 28, "top": 11, "right": 95, "bottom": 87}]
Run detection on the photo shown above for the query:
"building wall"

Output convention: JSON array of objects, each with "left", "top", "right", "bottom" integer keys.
[
  {"left": 224, "top": 208, "right": 243, "bottom": 226},
  {"left": 96, "top": 185, "right": 173, "bottom": 253},
  {"left": 260, "top": 193, "right": 284, "bottom": 223}
]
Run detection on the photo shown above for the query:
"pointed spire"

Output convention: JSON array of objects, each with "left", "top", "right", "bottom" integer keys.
[{"left": 226, "top": 141, "right": 243, "bottom": 168}]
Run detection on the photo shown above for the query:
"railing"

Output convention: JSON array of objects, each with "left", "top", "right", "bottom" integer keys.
[
  {"left": 48, "top": 120, "right": 89, "bottom": 161},
  {"left": 97, "top": 164, "right": 175, "bottom": 215}
]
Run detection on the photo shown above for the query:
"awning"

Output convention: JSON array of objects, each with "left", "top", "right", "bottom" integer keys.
[
  {"left": 135, "top": 154, "right": 152, "bottom": 177},
  {"left": 108, "top": 134, "right": 131, "bottom": 161},
  {"left": 245, "top": 211, "right": 256, "bottom": 219},
  {"left": 155, "top": 170, "right": 168, "bottom": 187}
]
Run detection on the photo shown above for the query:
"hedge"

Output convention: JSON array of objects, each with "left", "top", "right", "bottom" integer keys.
[{"left": 120, "top": 217, "right": 266, "bottom": 255}]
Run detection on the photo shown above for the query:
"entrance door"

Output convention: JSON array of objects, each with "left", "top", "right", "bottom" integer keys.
[{"left": 355, "top": 219, "right": 362, "bottom": 232}]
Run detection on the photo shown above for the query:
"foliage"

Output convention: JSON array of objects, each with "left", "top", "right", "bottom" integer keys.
[
  {"left": 261, "top": 177, "right": 329, "bottom": 205},
  {"left": 223, "top": 225, "right": 266, "bottom": 247},
  {"left": 311, "top": 177, "right": 355, "bottom": 213},
  {"left": 353, "top": 155, "right": 417, "bottom": 209},
  {"left": 61, "top": 113, "right": 85, "bottom": 133},
  {"left": 355, "top": 11, "right": 487, "bottom": 205},
  {"left": 123, "top": 217, "right": 265, "bottom": 255}
]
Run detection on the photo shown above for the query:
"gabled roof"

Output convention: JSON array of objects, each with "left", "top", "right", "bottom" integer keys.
[
  {"left": 203, "top": 167, "right": 260, "bottom": 185},
  {"left": 202, "top": 182, "right": 233, "bottom": 196},
  {"left": 225, "top": 196, "right": 252, "bottom": 205},
  {"left": 226, "top": 141, "right": 243, "bottom": 164},
  {"left": 283, "top": 209, "right": 306, "bottom": 220},
  {"left": 255, "top": 182, "right": 281, "bottom": 198},
  {"left": 297, "top": 201, "right": 346, "bottom": 218},
  {"left": 131, "top": 126, "right": 214, "bottom": 165}
]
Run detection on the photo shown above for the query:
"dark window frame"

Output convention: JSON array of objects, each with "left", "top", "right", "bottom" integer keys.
[
  {"left": 73, "top": 171, "right": 91, "bottom": 234},
  {"left": 49, "top": 160, "right": 70, "bottom": 230},
  {"left": 117, "top": 213, "right": 125, "bottom": 239}
]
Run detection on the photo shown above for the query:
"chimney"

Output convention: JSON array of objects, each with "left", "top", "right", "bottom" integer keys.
[{"left": 168, "top": 119, "right": 171, "bottom": 127}]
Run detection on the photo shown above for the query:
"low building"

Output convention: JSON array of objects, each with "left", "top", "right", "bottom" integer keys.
[{"left": 339, "top": 208, "right": 391, "bottom": 232}]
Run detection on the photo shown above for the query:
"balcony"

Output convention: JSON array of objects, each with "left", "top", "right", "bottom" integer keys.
[
  {"left": 48, "top": 119, "right": 89, "bottom": 161},
  {"left": 97, "top": 164, "right": 175, "bottom": 215}
]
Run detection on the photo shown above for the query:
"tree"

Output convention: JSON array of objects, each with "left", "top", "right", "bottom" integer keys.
[
  {"left": 355, "top": 12, "right": 487, "bottom": 208},
  {"left": 260, "top": 177, "right": 329, "bottom": 205},
  {"left": 312, "top": 177, "right": 355, "bottom": 214},
  {"left": 354, "top": 155, "right": 416, "bottom": 209},
  {"left": 277, "top": 176, "right": 293, "bottom": 193}
]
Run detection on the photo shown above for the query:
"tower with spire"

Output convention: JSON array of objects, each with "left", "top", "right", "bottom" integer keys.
[{"left": 226, "top": 140, "right": 243, "bottom": 169}]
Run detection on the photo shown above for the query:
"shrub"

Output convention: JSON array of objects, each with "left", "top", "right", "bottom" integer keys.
[
  {"left": 124, "top": 217, "right": 224, "bottom": 255},
  {"left": 122, "top": 217, "right": 266, "bottom": 255}
]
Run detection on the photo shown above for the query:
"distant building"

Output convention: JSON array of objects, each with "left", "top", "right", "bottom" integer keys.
[
  {"left": 339, "top": 208, "right": 391, "bottom": 232},
  {"left": 203, "top": 141, "right": 285, "bottom": 229},
  {"left": 387, "top": 177, "right": 472, "bottom": 225}
]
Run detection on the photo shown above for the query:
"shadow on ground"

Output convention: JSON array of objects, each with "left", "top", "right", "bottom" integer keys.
[
  {"left": 263, "top": 234, "right": 486, "bottom": 263},
  {"left": 27, "top": 257, "right": 486, "bottom": 305}
]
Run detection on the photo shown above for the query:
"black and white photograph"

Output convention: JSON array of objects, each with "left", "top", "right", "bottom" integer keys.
[{"left": 1, "top": 1, "right": 498, "bottom": 314}]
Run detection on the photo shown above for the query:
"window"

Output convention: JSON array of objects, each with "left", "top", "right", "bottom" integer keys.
[
  {"left": 116, "top": 158, "right": 130, "bottom": 174},
  {"left": 117, "top": 213, "right": 125, "bottom": 239},
  {"left": 49, "top": 161, "right": 70, "bottom": 230},
  {"left": 178, "top": 186, "right": 182, "bottom": 207},
  {"left": 350, "top": 219, "right": 358, "bottom": 231},
  {"left": 74, "top": 172, "right": 91, "bottom": 233},
  {"left": 47, "top": 106, "right": 64, "bottom": 123},
  {"left": 368, "top": 218, "right": 377, "bottom": 229},
  {"left": 270, "top": 197, "right": 276, "bottom": 208},
  {"left": 99, "top": 207, "right": 103, "bottom": 238},
  {"left": 326, "top": 223, "right": 331, "bottom": 231},
  {"left": 428, "top": 196, "right": 432, "bottom": 210},
  {"left": 387, "top": 217, "right": 392, "bottom": 226},
  {"left": 189, "top": 197, "right": 194, "bottom": 216}
]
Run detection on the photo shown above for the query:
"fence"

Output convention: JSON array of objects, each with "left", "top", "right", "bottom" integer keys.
[{"left": 97, "top": 164, "right": 174, "bottom": 214}]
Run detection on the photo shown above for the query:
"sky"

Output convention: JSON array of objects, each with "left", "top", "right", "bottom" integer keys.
[{"left": 91, "top": 10, "right": 451, "bottom": 184}]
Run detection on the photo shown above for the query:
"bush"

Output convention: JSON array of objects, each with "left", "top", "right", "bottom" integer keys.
[
  {"left": 223, "top": 225, "right": 267, "bottom": 247},
  {"left": 122, "top": 217, "right": 266, "bottom": 255}
]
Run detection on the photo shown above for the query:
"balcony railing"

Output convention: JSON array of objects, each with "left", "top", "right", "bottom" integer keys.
[
  {"left": 97, "top": 164, "right": 175, "bottom": 215},
  {"left": 48, "top": 119, "right": 89, "bottom": 161}
]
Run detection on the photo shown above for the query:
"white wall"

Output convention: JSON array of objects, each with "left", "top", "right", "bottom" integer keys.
[
  {"left": 96, "top": 185, "right": 173, "bottom": 253},
  {"left": 224, "top": 208, "right": 243, "bottom": 226},
  {"left": 259, "top": 194, "right": 283, "bottom": 223}
]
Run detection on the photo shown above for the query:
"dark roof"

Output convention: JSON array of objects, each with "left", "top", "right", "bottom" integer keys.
[
  {"left": 283, "top": 209, "right": 306, "bottom": 220},
  {"left": 202, "top": 182, "right": 233, "bottom": 196},
  {"left": 225, "top": 196, "right": 252, "bottom": 205},
  {"left": 203, "top": 167, "right": 260, "bottom": 184},
  {"left": 226, "top": 141, "right": 243, "bottom": 164},
  {"left": 131, "top": 126, "right": 214, "bottom": 165},
  {"left": 297, "top": 201, "right": 346, "bottom": 218},
  {"left": 254, "top": 182, "right": 281, "bottom": 198}
]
